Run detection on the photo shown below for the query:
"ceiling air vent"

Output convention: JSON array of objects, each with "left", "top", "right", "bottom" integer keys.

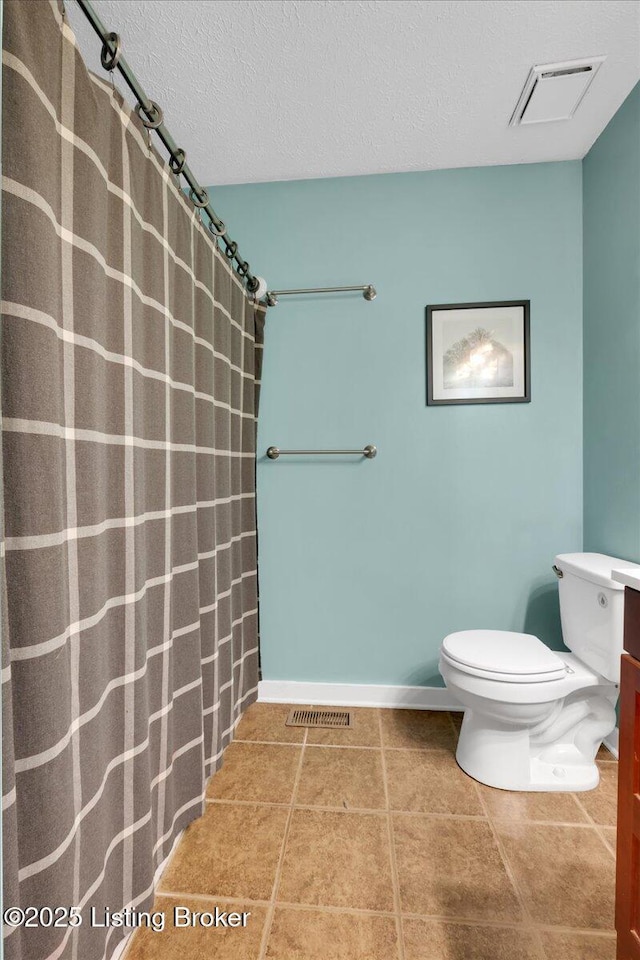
[{"left": 510, "top": 57, "right": 605, "bottom": 126}]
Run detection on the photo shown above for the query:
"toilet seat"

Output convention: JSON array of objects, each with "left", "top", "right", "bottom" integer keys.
[{"left": 441, "top": 630, "right": 567, "bottom": 683}]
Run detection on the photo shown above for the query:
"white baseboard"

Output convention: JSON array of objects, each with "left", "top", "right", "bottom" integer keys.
[
  {"left": 603, "top": 727, "right": 619, "bottom": 759},
  {"left": 258, "top": 680, "right": 461, "bottom": 711}
]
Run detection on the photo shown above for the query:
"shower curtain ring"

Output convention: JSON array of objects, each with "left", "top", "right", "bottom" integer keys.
[
  {"left": 224, "top": 241, "right": 238, "bottom": 259},
  {"left": 135, "top": 101, "right": 163, "bottom": 129},
  {"left": 236, "top": 261, "right": 249, "bottom": 278},
  {"left": 207, "top": 218, "right": 226, "bottom": 238},
  {"left": 189, "top": 187, "right": 210, "bottom": 209},
  {"left": 169, "top": 148, "right": 186, "bottom": 176},
  {"left": 100, "top": 33, "right": 121, "bottom": 72}
]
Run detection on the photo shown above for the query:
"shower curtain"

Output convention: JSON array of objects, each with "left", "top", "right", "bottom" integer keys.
[{"left": 1, "top": 2, "right": 265, "bottom": 958}]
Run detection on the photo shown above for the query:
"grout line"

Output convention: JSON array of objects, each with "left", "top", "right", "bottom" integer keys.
[
  {"left": 205, "top": 797, "right": 291, "bottom": 809},
  {"left": 528, "top": 924, "right": 616, "bottom": 938},
  {"left": 272, "top": 900, "right": 398, "bottom": 918},
  {"left": 208, "top": 798, "right": 483, "bottom": 819},
  {"left": 289, "top": 804, "right": 388, "bottom": 817},
  {"left": 157, "top": 891, "right": 397, "bottom": 919},
  {"left": 593, "top": 824, "right": 617, "bottom": 861},
  {"left": 468, "top": 815, "right": 604, "bottom": 829},
  {"left": 378, "top": 710, "right": 406, "bottom": 960},
  {"left": 205, "top": 798, "right": 387, "bottom": 815},
  {"left": 302, "top": 741, "right": 386, "bottom": 751},
  {"left": 235, "top": 737, "right": 380, "bottom": 750},
  {"left": 257, "top": 726, "right": 308, "bottom": 960},
  {"left": 206, "top": 796, "right": 611, "bottom": 829},
  {"left": 290, "top": 805, "right": 481, "bottom": 820},
  {"left": 571, "top": 791, "right": 599, "bottom": 827},
  {"left": 472, "top": 780, "right": 547, "bottom": 960},
  {"left": 234, "top": 736, "right": 465, "bottom": 754},
  {"left": 232, "top": 739, "right": 304, "bottom": 748},
  {"left": 400, "top": 911, "right": 534, "bottom": 928},
  {"left": 157, "top": 890, "right": 272, "bottom": 907},
  {"left": 399, "top": 912, "right": 617, "bottom": 936}
]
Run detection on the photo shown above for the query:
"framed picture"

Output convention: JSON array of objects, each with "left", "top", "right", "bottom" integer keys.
[{"left": 426, "top": 300, "right": 530, "bottom": 406}]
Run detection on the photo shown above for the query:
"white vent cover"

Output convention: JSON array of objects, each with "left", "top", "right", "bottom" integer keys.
[{"left": 510, "top": 57, "right": 605, "bottom": 126}]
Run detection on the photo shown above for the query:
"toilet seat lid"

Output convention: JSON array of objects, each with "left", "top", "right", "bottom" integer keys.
[{"left": 441, "top": 630, "right": 566, "bottom": 680}]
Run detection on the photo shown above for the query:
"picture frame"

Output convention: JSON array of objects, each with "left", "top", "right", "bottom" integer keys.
[{"left": 426, "top": 300, "right": 530, "bottom": 406}]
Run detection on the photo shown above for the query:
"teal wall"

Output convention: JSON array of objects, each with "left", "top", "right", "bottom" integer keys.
[
  {"left": 212, "top": 162, "right": 583, "bottom": 685},
  {"left": 583, "top": 83, "right": 640, "bottom": 561}
]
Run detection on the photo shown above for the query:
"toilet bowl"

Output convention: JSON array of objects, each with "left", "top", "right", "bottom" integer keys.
[{"left": 439, "top": 552, "right": 640, "bottom": 792}]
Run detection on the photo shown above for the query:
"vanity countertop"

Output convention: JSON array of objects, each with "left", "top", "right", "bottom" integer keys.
[{"left": 613, "top": 569, "right": 640, "bottom": 591}]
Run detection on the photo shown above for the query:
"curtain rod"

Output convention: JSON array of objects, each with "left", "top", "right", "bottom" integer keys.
[{"left": 74, "top": 0, "right": 266, "bottom": 299}]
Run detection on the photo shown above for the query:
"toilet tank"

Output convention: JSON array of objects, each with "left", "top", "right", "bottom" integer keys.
[{"left": 554, "top": 552, "right": 640, "bottom": 682}]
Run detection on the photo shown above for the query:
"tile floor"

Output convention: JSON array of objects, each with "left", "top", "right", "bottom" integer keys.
[{"left": 126, "top": 704, "right": 618, "bottom": 960}]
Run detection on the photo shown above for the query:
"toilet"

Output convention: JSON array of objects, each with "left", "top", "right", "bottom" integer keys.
[{"left": 439, "top": 552, "right": 640, "bottom": 791}]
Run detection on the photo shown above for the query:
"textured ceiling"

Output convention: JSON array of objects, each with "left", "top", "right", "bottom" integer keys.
[{"left": 67, "top": 0, "right": 640, "bottom": 185}]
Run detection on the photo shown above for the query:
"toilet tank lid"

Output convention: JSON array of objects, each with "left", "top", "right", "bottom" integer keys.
[
  {"left": 554, "top": 552, "right": 640, "bottom": 590},
  {"left": 441, "top": 630, "right": 565, "bottom": 678}
]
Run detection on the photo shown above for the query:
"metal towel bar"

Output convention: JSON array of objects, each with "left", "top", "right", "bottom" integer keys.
[
  {"left": 265, "top": 285, "right": 376, "bottom": 306},
  {"left": 266, "top": 445, "right": 377, "bottom": 460}
]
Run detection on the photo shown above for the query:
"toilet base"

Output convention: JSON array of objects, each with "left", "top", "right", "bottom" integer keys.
[{"left": 455, "top": 709, "right": 601, "bottom": 792}]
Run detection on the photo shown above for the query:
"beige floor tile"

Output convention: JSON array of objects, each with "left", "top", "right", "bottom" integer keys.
[
  {"left": 540, "top": 931, "right": 616, "bottom": 959},
  {"left": 477, "top": 784, "right": 589, "bottom": 823},
  {"left": 296, "top": 746, "right": 386, "bottom": 810},
  {"left": 381, "top": 709, "right": 457, "bottom": 752},
  {"left": 385, "top": 750, "right": 483, "bottom": 816},
  {"left": 305, "top": 708, "right": 381, "bottom": 747},
  {"left": 125, "top": 897, "right": 267, "bottom": 960},
  {"left": 265, "top": 907, "right": 399, "bottom": 959},
  {"left": 495, "top": 821, "right": 615, "bottom": 929},
  {"left": 150, "top": 703, "right": 620, "bottom": 960},
  {"left": 577, "top": 763, "right": 618, "bottom": 827},
  {"left": 277, "top": 809, "right": 395, "bottom": 911},
  {"left": 393, "top": 815, "right": 521, "bottom": 922},
  {"left": 206, "top": 742, "right": 301, "bottom": 804},
  {"left": 402, "top": 918, "right": 540, "bottom": 960},
  {"left": 160, "top": 803, "right": 288, "bottom": 901},
  {"left": 235, "top": 702, "right": 306, "bottom": 744}
]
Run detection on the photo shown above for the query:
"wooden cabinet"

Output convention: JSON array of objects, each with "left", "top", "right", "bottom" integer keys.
[{"left": 617, "top": 587, "right": 640, "bottom": 959}]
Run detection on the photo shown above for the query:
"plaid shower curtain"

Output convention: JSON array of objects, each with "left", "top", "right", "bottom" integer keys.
[{"left": 1, "top": 2, "right": 265, "bottom": 957}]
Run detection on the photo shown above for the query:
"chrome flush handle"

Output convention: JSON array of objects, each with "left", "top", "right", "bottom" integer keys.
[{"left": 552, "top": 565, "right": 564, "bottom": 578}]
